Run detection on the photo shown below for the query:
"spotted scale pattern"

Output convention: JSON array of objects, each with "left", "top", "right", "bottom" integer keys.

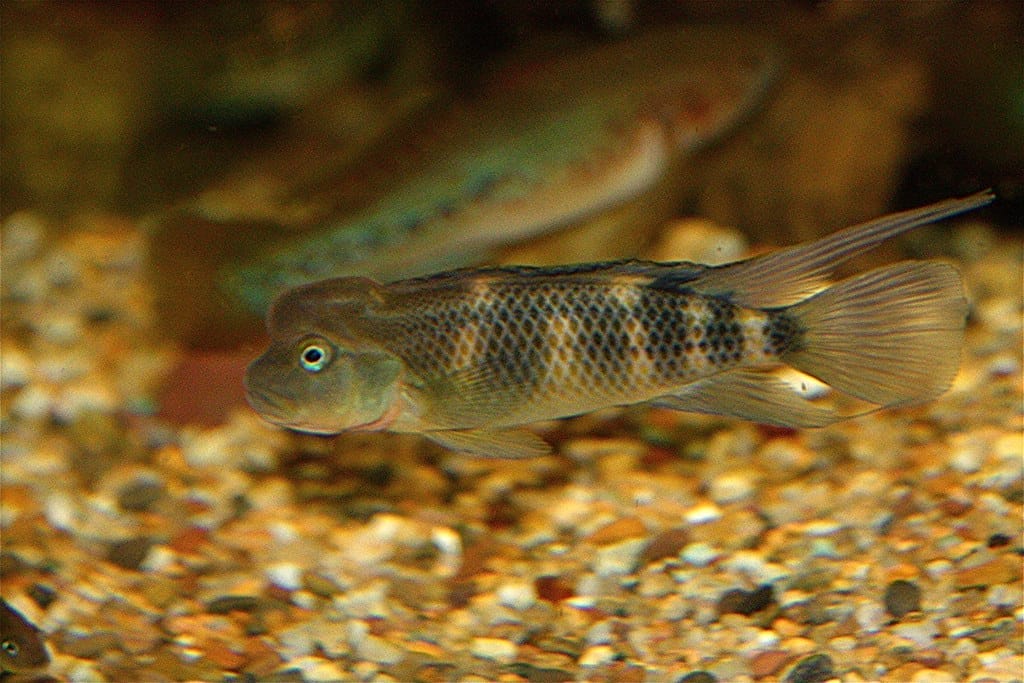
[{"left": 362, "top": 269, "right": 791, "bottom": 428}]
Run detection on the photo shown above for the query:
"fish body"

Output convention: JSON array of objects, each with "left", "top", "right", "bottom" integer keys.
[
  {"left": 221, "top": 27, "right": 777, "bottom": 311},
  {"left": 153, "top": 26, "right": 777, "bottom": 348},
  {"left": 0, "top": 599, "right": 49, "bottom": 674},
  {"left": 245, "top": 191, "right": 993, "bottom": 458}
]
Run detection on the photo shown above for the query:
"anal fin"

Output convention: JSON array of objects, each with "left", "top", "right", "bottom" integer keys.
[
  {"left": 424, "top": 427, "right": 552, "bottom": 459},
  {"left": 653, "top": 368, "right": 839, "bottom": 428}
]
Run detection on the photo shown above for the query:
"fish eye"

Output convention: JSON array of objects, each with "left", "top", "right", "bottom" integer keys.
[
  {"left": 298, "top": 338, "right": 332, "bottom": 373},
  {"left": 1, "top": 639, "right": 18, "bottom": 657}
]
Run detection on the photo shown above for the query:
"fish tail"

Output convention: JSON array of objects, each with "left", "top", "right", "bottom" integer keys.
[{"left": 780, "top": 261, "right": 966, "bottom": 407}]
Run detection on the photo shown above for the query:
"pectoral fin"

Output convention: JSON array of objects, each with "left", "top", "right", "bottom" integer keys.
[
  {"left": 424, "top": 427, "right": 552, "bottom": 459},
  {"left": 654, "top": 368, "right": 839, "bottom": 428}
]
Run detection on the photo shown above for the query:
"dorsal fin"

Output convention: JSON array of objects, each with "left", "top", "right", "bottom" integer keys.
[{"left": 688, "top": 190, "right": 994, "bottom": 308}]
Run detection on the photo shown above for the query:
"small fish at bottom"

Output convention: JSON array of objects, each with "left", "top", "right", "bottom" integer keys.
[
  {"left": 245, "top": 190, "right": 994, "bottom": 458},
  {"left": 0, "top": 598, "right": 49, "bottom": 674}
]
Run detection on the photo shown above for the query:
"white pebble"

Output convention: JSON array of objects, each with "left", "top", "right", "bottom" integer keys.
[
  {"left": 948, "top": 434, "right": 985, "bottom": 473},
  {"left": 333, "top": 580, "right": 389, "bottom": 619},
  {"left": 592, "top": 537, "right": 647, "bottom": 576},
  {"left": 496, "top": 581, "right": 537, "bottom": 611},
  {"left": 565, "top": 595, "right": 597, "bottom": 610},
  {"left": 181, "top": 428, "right": 233, "bottom": 468},
  {"left": 986, "top": 584, "right": 1018, "bottom": 609},
  {"left": 43, "top": 493, "right": 78, "bottom": 531},
  {"left": 578, "top": 644, "right": 616, "bottom": 667},
  {"left": 68, "top": 662, "right": 109, "bottom": 683},
  {"left": 289, "top": 656, "right": 350, "bottom": 681},
  {"left": 802, "top": 519, "right": 843, "bottom": 536},
  {"left": 585, "top": 619, "right": 614, "bottom": 646},
  {"left": 684, "top": 503, "right": 722, "bottom": 524},
  {"left": 855, "top": 602, "right": 886, "bottom": 633},
  {"left": 708, "top": 471, "right": 755, "bottom": 504},
  {"left": 988, "top": 353, "right": 1020, "bottom": 377},
  {"left": 139, "top": 545, "right": 178, "bottom": 573},
  {"left": 266, "top": 562, "right": 303, "bottom": 591},
  {"left": 470, "top": 637, "right": 517, "bottom": 663},
  {"left": 431, "top": 526, "right": 462, "bottom": 556},
  {"left": 892, "top": 621, "right": 939, "bottom": 648},
  {"left": 680, "top": 542, "right": 719, "bottom": 567}
]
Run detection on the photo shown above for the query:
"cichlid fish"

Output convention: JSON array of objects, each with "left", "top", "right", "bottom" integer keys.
[
  {"left": 245, "top": 191, "right": 993, "bottom": 458},
  {"left": 0, "top": 599, "right": 49, "bottom": 674},
  {"left": 152, "top": 25, "right": 776, "bottom": 348}
]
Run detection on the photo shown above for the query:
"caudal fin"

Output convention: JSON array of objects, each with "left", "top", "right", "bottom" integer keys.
[{"left": 781, "top": 261, "right": 966, "bottom": 407}]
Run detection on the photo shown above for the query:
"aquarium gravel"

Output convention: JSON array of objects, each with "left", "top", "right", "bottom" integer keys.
[{"left": 1, "top": 210, "right": 1020, "bottom": 682}]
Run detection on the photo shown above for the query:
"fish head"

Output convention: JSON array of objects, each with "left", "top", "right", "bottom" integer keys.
[
  {"left": 0, "top": 600, "right": 49, "bottom": 673},
  {"left": 244, "top": 331, "right": 403, "bottom": 435}
]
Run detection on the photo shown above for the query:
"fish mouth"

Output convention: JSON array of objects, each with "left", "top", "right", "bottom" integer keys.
[{"left": 243, "top": 383, "right": 289, "bottom": 423}]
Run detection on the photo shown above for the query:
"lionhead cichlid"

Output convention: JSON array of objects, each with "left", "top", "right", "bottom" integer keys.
[{"left": 245, "top": 191, "right": 994, "bottom": 458}]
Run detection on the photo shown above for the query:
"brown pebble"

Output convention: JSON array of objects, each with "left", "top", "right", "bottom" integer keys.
[
  {"left": 749, "top": 650, "right": 790, "bottom": 677},
  {"left": 116, "top": 478, "right": 165, "bottom": 512},
  {"left": 202, "top": 637, "right": 248, "bottom": 670},
  {"left": 168, "top": 526, "right": 209, "bottom": 554},
  {"left": 937, "top": 496, "right": 973, "bottom": 517},
  {"left": 535, "top": 576, "right": 575, "bottom": 603},
  {"left": 640, "top": 528, "right": 690, "bottom": 564},
  {"left": 717, "top": 584, "right": 775, "bottom": 616},
  {"left": 912, "top": 649, "right": 946, "bottom": 668},
  {"left": 953, "top": 555, "right": 1019, "bottom": 588},
  {"left": 206, "top": 595, "right": 264, "bottom": 614},
  {"left": 585, "top": 517, "right": 646, "bottom": 545},
  {"left": 883, "top": 579, "right": 922, "bottom": 617},
  {"left": 243, "top": 636, "right": 284, "bottom": 676},
  {"left": 105, "top": 536, "right": 154, "bottom": 570},
  {"left": 677, "top": 672, "right": 717, "bottom": 683}
]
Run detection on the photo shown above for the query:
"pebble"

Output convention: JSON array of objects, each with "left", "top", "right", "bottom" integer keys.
[
  {"left": 578, "top": 644, "right": 617, "bottom": 667},
  {"left": 469, "top": 637, "right": 517, "bottom": 663},
  {"left": 891, "top": 621, "right": 939, "bottom": 649},
  {"left": 954, "top": 556, "right": 1019, "bottom": 588},
  {"left": 496, "top": 581, "right": 537, "bottom": 610},
  {"left": 782, "top": 653, "right": 835, "bottom": 683},
  {"left": 2, "top": 155, "right": 1020, "bottom": 682},
  {"left": 749, "top": 650, "right": 790, "bottom": 678},
  {"left": 679, "top": 543, "right": 720, "bottom": 567},
  {"left": 684, "top": 503, "right": 723, "bottom": 525},
  {"left": 357, "top": 634, "right": 406, "bottom": 665},
  {"left": 854, "top": 601, "right": 887, "bottom": 633},
  {"left": 707, "top": 471, "right": 756, "bottom": 504},
  {"left": 585, "top": 516, "right": 647, "bottom": 545},
  {"left": 265, "top": 562, "right": 303, "bottom": 591},
  {"left": 592, "top": 537, "right": 648, "bottom": 576},
  {"left": 883, "top": 579, "right": 922, "bottom": 617}
]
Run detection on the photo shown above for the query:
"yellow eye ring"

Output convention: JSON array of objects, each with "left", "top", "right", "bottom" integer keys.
[{"left": 298, "top": 339, "right": 331, "bottom": 372}]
